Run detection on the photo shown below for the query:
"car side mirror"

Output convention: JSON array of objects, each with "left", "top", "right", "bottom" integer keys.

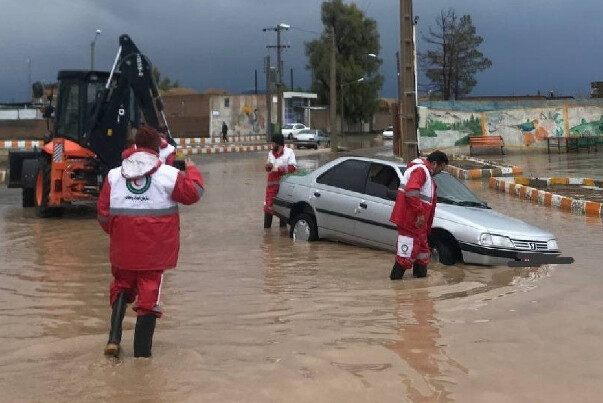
[{"left": 386, "top": 188, "right": 397, "bottom": 201}]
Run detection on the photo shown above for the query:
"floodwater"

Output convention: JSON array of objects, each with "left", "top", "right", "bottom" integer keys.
[{"left": 0, "top": 148, "right": 602, "bottom": 402}]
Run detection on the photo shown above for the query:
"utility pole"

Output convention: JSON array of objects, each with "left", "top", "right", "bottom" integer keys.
[
  {"left": 263, "top": 23, "right": 290, "bottom": 133},
  {"left": 264, "top": 55, "right": 272, "bottom": 142},
  {"left": 398, "top": 0, "right": 418, "bottom": 161},
  {"left": 329, "top": 26, "right": 338, "bottom": 153}
]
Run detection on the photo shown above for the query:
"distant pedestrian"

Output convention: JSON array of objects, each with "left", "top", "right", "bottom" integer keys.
[
  {"left": 221, "top": 121, "right": 229, "bottom": 143},
  {"left": 389, "top": 151, "right": 448, "bottom": 280},
  {"left": 264, "top": 133, "right": 296, "bottom": 228},
  {"left": 98, "top": 126, "right": 205, "bottom": 358}
]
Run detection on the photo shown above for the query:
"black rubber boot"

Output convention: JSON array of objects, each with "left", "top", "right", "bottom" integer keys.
[
  {"left": 134, "top": 314, "right": 157, "bottom": 358},
  {"left": 104, "top": 291, "right": 127, "bottom": 357},
  {"left": 390, "top": 262, "right": 406, "bottom": 280},
  {"left": 264, "top": 213, "right": 273, "bottom": 229},
  {"left": 413, "top": 262, "right": 428, "bottom": 278},
  {"left": 279, "top": 218, "right": 287, "bottom": 228}
]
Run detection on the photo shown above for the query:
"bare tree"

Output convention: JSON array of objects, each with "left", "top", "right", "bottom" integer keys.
[{"left": 420, "top": 9, "right": 492, "bottom": 100}]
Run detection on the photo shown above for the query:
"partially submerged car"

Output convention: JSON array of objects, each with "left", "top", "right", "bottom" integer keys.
[
  {"left": 292, "top": 129, "right": 330, "bottom": 149},
  {"left": 272, "top": 156, "right": 559, "bottom": 266}
]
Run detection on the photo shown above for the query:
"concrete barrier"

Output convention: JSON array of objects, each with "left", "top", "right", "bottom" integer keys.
[
  {"left": 447, "top": 154, "right": 522, "bottom": 180},
  {"left": 489, "top": 177, "right": 603, "bottom": 218}
]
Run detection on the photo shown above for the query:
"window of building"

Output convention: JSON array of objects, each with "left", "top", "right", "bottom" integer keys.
[{"left": 224, "top": 98, "right": 230, "bottom": 108}]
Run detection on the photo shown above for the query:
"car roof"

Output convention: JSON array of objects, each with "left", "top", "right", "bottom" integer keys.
[{"left": 329, "top": 155, "right": 405, "bottom": 168}]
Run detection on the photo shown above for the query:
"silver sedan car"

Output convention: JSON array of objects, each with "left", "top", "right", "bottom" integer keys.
[
  {"left": 272, "top": 156, "right": 560, "bottom": 266},
  {"left": 292, "top": 129, "right": 330, "bottom": 149}
]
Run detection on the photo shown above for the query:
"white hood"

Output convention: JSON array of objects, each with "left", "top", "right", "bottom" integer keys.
[{"left": 121, "top": 151, "right": 161, "bottom": 180}]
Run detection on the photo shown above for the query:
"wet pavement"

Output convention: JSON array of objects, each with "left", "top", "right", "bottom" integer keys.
[
  {"left": 0, "top": 144, "right": 602, "bottom": 402},
  {"left": 486, "top": 152, "right": 603, "bottom": 180}
]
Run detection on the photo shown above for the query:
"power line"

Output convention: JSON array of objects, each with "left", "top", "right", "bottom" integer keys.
[{"left": 289, "top": 26, "right": 322, "bottom": 36}]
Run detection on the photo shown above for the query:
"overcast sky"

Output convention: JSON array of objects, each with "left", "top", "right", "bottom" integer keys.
[{"left": 0, "top": 0, "right": 601, "bottom": 102}]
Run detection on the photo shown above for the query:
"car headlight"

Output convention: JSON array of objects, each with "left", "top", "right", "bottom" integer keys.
[
  {"left": 547, "top": 239, "right": 558, "bottom": 250},
  {"left": 480, "top": 233, "right": 514, "bottom": 248}
]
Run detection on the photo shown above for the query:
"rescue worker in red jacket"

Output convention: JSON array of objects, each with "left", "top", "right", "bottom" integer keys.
[
  {"left": 389, "top": 151, "right": 448, "bottom": 280},
  {"left": 97, "top": 126, "right": 204, "bottom": 357},
  {"left": 264, "top": 133, "right": 297, "bottom": 228}
]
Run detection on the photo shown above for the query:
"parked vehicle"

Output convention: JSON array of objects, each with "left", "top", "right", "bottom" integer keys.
[
  {"left": 382, "top": 126, "right": 393, "bottom": 140},
  {"left": 272, "top": 156, "right": 560, "bottom": 266},
  {"left": 292, "top": 129, "right": 330, "bottom": 149},
  {"left": 282, "top": 123, "right": 308, "bottom": 139}
]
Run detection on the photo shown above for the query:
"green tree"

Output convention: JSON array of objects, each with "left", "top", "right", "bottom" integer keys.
[
  {"left": 152, "top": 67, "right": 180, "bottom": 91},
  {"left": 420, "top": 9, "right": 492, "bottom": 100},
  {"left": 305, "top": 0, "right": 383, "bottom": 124}
]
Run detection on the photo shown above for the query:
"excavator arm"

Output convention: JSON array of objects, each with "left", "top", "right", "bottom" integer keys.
[{"left": 83, "top": 34, "right": 176, "bottom": 169}]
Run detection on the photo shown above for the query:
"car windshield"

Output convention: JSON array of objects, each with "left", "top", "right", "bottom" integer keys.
[
  {"left": 435, "top": 173, "right": 488, "bottom": 207},
  {"left": 399, "top": 168, "right": 488, "bottom": 207}
]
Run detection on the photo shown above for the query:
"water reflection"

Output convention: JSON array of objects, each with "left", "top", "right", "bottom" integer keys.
[{"left": 385, "top": 288, "right": 468, "bottom": 402}]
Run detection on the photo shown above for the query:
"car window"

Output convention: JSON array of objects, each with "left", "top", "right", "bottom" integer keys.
[
  {"left": 298, "top": 129, "right": 312, "bottom": 134},
  {"left": 295, "top": 124, "right": 303, "bottom": 129},
  {"left": 365, "top": 163, "right": 400, "bottom": 199},
  {"left": 283, "top": 124, "right": 293, "bottom": 130},
  {"left": 435, "top": 173, "right": 484, "bottom": 203},
  {"left": 317, "top": 159, "right": 371, "bottom": 194}
]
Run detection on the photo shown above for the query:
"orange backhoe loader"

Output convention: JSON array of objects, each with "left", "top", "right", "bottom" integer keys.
[{"left": 8, "top": 34, "right": 180, "bottom": 217}]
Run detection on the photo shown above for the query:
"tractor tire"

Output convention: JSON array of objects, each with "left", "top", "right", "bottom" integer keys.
[
  {"left": 22, "top": 188, "right": 35, "bottom": 207},
  {"left": 35, "top": 155, "right": 61, "bottom": 218}
]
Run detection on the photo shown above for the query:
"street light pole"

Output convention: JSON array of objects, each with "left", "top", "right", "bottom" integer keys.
[
  {"left": 340, "top": 77, "right": 364, "bottom": 137},
  {"left": 90, "top": 29, "right": 102, "bottom": 70}
]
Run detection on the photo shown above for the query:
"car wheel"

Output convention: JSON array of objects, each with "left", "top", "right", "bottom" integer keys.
[
  {"left": 314, "top": 143, "right": 318, "bottom": 150},
  {"left": 289, "top": 213, "right": 318, "bottom": 242},
  {"left": 430, "top": 237, "right": 458, "bottom": 265},
  {"left": 288, "top": 134, "right": 293, "bottom": 140}
]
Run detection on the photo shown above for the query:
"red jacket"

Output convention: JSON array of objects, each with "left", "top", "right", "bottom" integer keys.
[
  {"left": 97, "top": 149, "right": 204, "bottom": 271},
  {"left": 389, "top": 158, "right": 437, "bottom": 235}
]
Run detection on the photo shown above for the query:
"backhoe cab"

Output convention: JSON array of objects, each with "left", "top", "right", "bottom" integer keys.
[{"left": 8, "top": 34, "right": 177, "bottom": 217}]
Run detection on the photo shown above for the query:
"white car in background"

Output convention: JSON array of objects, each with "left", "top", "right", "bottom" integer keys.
[
  {"left": 382, "top": 126, "right": 394, "bottom": 140},
  {"left": 282, "top": 123, "right": 308, "bottom": 139},
  {"left": 292, "top": 129, "right": 330, "bottom": 149}
]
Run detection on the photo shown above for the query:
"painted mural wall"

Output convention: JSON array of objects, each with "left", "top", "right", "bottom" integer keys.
[
  {"left": 417, "top": 100, "right": 603, "bottom": 151},
  {"left": 209, "top": 95, "right": 268, "bottom": 137}
]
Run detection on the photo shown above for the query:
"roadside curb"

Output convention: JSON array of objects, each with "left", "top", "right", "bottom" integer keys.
[
  {"left": 178, "top": 144, "right": 272, "bottom": 155},
  {"left": 489, "top": 177, "right": 603, "bottom": 218},
  {"left": 447, "top": 154, "right": 522, "bottom": 180},
  {"left": 0, "top": 137, "right": 268, "bottom": 151}
]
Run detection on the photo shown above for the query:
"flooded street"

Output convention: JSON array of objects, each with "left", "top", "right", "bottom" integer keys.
[{"left": 0, "top": 148, "right": 602, "bottom": 402}]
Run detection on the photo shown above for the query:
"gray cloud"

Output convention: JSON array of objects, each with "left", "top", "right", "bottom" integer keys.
[{"left": 0, "top": 0, "right": 600, "bottom": 102}]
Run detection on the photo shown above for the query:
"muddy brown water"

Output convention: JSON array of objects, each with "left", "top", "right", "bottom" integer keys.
[{"left": 0, "top": 148, "right": 601, "bottom": 402}]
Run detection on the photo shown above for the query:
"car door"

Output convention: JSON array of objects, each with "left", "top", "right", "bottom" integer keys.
[
  {"left": 312, "top": 159, "right": 371, "bottom": 240},
  {"left": 353, "top": 162, "right": 400, "bottom": 249},
  {"left": 317, "top": 130, "right": 328, "bottom": 143}
]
